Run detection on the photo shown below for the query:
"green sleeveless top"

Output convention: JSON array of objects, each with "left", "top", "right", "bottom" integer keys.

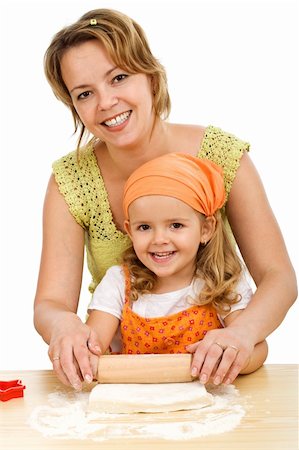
[{"left": 52, "top": 125, "right": 249, "bottom": 294}]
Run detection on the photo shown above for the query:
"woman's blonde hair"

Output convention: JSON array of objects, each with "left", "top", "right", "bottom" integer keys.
[
  {"left": 122, "top": 210, "right": 243, "bottom": 314},
  {"left": 44, "top": 9, "right": 171, "bottom": 149}
]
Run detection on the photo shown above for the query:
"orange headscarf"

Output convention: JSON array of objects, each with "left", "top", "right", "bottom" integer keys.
[{"left": 123, "top": 153, "right": 225, "bottom": 219}]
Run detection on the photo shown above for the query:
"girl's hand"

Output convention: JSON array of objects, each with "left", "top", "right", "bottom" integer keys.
[
  {"left": 186, "top": 326, "right": 253, "bottom": 385},
  {"left": 89, "top": 352, "right": 100, "bottom": 381},
  {"left": 48, "top": 315, "right": 101, "bottom": 390}
]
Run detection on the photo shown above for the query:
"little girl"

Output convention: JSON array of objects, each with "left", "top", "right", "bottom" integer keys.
[{"left": 87, "top": 153, "right": 267, "bottom": 382}]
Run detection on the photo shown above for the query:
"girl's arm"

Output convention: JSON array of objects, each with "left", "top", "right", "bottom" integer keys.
[
  {"left": 34, "top": 175, "right": 101, "bottom": 390},
  {"left": 86, "top": 310, "right": 120, "bottom": 377},
  {"left": 189, "top": 152, "right": 297, "bottom": 384}
]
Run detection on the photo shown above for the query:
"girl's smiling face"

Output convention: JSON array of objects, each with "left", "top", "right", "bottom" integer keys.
[
  {"left": 125, "top": 195, "right": 215, "bottom": 292},
  {"left": 61, "top": 40, "right": 155, "bottom": 150}
]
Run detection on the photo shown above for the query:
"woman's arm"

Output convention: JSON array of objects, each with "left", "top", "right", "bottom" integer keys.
[
  {"left": 34, "top": 175, "right": 100, "bottom": 390},
  {"left": 227, "top": 152, "right": 297, "bottom": 337},
  {"left": 189, "top": 152, "right": 297, "bottom": 384},
  {"left": 224, "top": 310, "right": 268, "bottom": 375},
  {"left": 187, "top": 309, "right": 268, "bottom": 383}
]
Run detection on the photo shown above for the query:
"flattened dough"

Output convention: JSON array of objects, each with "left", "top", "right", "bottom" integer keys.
[{"left": 88, "top": 381, "right": 213, "bottom": 413}]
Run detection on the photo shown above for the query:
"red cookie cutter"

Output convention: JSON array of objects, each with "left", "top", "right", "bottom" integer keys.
[{"left": 0, "top": 380, "right": 26, "bottom": 401}]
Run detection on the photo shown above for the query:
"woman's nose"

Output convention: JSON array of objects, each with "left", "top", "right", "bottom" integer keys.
[{"left": 97, "top": 88, "right": 118, "bottom": 111}]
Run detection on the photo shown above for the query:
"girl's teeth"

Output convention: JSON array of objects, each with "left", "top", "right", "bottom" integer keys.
[
  {"left": 153, "top": 252, "right": 174, "bottom": 259},
  {"left": 104, "top": 111, "right": 130, "bottom": 127}
]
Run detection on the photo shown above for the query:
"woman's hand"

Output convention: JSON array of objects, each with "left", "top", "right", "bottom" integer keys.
[
  {"left": 34, "top": 175, "right": 102, "bottom": 390},
  {"left": 186, "top": 325, "right": 253, "bottom": 385},
  {"left": 48, "top": 314, "right": 101, "bottom": 390}
]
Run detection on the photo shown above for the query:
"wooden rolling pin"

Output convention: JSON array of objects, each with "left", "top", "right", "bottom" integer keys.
[{"left": 97, "top": 353, "right": 194, "bottom": 383}]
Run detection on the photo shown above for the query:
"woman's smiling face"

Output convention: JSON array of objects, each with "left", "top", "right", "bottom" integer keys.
[{"left": 61, "top": 40, "right": 155, "bottom": 150}]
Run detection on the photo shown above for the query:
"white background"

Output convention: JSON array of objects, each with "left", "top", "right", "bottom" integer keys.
[{"left": 0, "top": 0, "right": 298, "bottom": 371}]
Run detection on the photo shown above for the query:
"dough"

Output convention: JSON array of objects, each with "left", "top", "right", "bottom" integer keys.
[{"left": 88, "top": 381, "right": 213, "bottom": 414}]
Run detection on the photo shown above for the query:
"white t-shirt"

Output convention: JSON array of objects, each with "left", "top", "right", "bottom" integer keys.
[{"left": 88, "top": 265, "right": 253, "bottom": 323}]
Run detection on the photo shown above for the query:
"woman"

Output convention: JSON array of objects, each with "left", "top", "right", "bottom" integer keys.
[{"left": 34, "top": 8, "right": 296, "bottom": 390}]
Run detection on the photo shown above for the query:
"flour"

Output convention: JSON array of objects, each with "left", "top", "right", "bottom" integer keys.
[{"left": 28, "top": 384, "right": 246, "bottom": 441}]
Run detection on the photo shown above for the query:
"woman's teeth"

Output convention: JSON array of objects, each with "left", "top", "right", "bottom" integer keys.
[{"left": 104, "top": 111, "right": 131, "bottom": 127}]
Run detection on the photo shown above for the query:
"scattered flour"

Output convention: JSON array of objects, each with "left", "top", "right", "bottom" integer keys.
[{"left": 28, "top": 384, "right": 246, "bottom": 441}]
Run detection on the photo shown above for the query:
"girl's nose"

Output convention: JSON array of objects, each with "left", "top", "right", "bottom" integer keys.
[{"left": 152, "top": 229, "right": 169, "bottom": 245}]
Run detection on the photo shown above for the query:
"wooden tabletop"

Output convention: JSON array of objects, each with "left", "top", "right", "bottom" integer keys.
[{"left": 0, "top": 364, "right": 297, "bottom": 449}]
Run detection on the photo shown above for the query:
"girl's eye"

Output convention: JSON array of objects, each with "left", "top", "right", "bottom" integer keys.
[
  {"left": 77, "top": 91, "right": 92, "bottom": 100},
  {"left": 171, "top": 223, "right": 183, "bottom": 229},
  {"left": 113, "top": 74, "right": 128, "bottom": 84},
  {"left": 138, "top": 224, "right": 150, "bottom": 231}
]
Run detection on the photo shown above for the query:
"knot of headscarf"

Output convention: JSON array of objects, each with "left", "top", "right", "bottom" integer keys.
[{"left": 123, "top": 153, "right": 226, "bottom": 219}]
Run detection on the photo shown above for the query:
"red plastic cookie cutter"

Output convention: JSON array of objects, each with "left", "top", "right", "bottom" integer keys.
[{"left": 0, "top": 380, "right": 26, "bottom": 401}]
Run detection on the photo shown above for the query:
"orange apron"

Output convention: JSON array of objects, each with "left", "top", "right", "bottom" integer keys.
[{"left": 121, "top": 266, "right": 223, "bottom": 354}]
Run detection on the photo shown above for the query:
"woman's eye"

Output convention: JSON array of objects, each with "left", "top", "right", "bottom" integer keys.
[
  {"left": 138, "top": 224, "right": 150, "bottom": 231},
  {"left": 113, "top": 74, "right": 128, "bottom": 83},
  {"left": 77, "top": 91, "right": 91, "bottom": 100},
  {"left": 171, "top": 223, "right": 183, "bottom": 229}
]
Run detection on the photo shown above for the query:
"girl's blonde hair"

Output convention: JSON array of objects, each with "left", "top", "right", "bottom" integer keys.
[
  {"left": 122, "top": 210, "right": 243, "bottom": 314},
  {"left": 44, "top": 8, "right": 171, "bottom": 150}
]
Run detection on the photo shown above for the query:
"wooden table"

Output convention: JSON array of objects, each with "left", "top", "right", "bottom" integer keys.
[{"left": 0, "top": 365, "right": 297, "bottom": 449}]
